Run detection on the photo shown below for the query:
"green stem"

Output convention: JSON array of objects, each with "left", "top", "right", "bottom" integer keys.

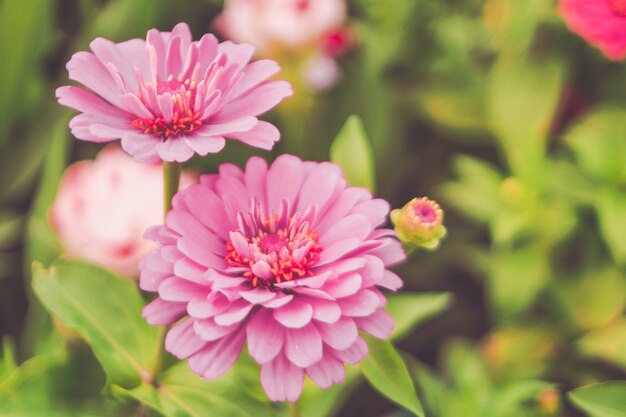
[
  {"left": 289, "top": 401, "right": 301, "bottom": 417},
  {"left": 163, "top": 162, "right": 181, "bottom": 215}
]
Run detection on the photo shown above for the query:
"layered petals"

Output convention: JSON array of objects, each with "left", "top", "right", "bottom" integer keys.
[
  {"left": 57, "top": 22, "right": 292, "bottom": 163},
  {"left": 140, "top": 154, "right": 406, "bottom": 401}
]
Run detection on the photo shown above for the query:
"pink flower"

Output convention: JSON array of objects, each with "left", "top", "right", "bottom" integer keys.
[
  {"left": 217, "top": 0, "right": 347, "bottom": 55},
  {"left": 140, "top": 155, "right": 405, "bottom": 401},
  {"left": 559, "top": 0, "right": 626, "bottom": 60},
  {"left": 56, "top": 22, "right": 292, "bottom": 163},
  {"left": 50, "top": 146, "right": 195, "bottom": 277}
]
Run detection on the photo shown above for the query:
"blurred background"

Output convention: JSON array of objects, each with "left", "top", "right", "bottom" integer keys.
[{"left": 0, "top": 0, "right": 625, "bottom": 416}]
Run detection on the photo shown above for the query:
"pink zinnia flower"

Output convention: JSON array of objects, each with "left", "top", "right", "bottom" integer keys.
[
  {"left": 50, "top": 146, "right": 195, "bottom": 277},
  {"left": 56, "top": 22, "right": 292, "bottom": 163},
  {"left": 140, "top": 155, "right": 405, "bottom": 401},
  {"left": 217, "top": 0, "right": 347, "bottom": 55},
  {"left": 559, "top": 0, "right": 626, "bottom": 60}
]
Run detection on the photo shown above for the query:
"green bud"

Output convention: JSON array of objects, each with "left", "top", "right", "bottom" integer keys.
[{"left": 390, "top": 197, "right": 446, "bottom": 250}]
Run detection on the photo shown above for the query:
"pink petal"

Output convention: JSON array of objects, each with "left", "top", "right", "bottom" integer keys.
[
  {"left": 184, "top": 136, "right": 226, "bottom": 155},
  {"left": 320, "top": 214, "right": 373, "bottom": 246},
  {"left": 306, "top": 355, "right": 346, "bottom": 389},
  {"left": 165, "top": 319, "right": 206, "bottom": 359},
  {"left": 316, "top": 317, "right": 358, "bottom": 350},
  {"left": 261, "top": 351, "right": 304, "bottom": 402},
  {"left": 308, "top": 298, "right": 341, "bottom": 324},
  {"left": 378, "top": 270, "right": 403, "bottom": 291},
  {"left": 158, "top": 277, "right": 208, "bottom": 302},
  {"left": 188, "top": 328, "right": 246, "bottom": 380},
  {"left": 229, "top": 121, "right": 280, "bottom": 150},
  {"left": 187, "top": 292, "right": 230, "bottom": 319},
  {"left": 244, "top": 156, "right": 268, "bottom": 207},
  {"left": 355, "top": 308, "right": 395, "bottom": 339},
  {"left": 285, "top": 324, "right": 323, "bottom": 368},
  {"left": 323, "top": 273, "right": 363, "bottom": 298},
  {"left": 193, "top": 318, "right": 239, "bottom": 341},
  {"left": 156, "top": 138, "right": 195, "bottom": 163},
  {"left": 337, "top": 289, "right": 381, "bottom": 317},
  {"left": 214, "top": 299, "right": 254, "bottom": 326},
  {"left": 273, "top": 300, "right": 313, "bottom": 328},
  {"left": 120, "top": 133, "right": 160, "bottom": 163},
  {"left": 247, "top": 309, "right": 284, "bottom": 364},
  {"left": 333, "top": 336, "right": 368, "bottom": 365},
  {"left": 216, "top": 80, "right": 293, "bottom": 121},
  {"left": 266, "top": 154, "right": 304, "bottom": 212},
  {"left": 142, "top": 298, "right": 186, "bottom": 325}
]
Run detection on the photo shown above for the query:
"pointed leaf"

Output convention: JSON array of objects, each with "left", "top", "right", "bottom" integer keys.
[
  {"left": 361, "top": 337, "right": 424, "bottom": 416},
  {"left": 31, "top": 259, "right": 160, "bottom": 387},
  {"left": 569, "top": 382, "right": 626, "bottom": 417},
  {"left": 387, "top": 292, "right": 452, "bottom": 342},
  {"left": 330, "top": 115, "right": 376, "bottom": 192}
]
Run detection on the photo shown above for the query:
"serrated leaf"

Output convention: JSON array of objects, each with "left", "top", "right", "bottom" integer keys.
[
  {"left": 569, "top": 382, "right": 626, "bottom": 417},
  {"left": 31, "top": 259, "right": 160, "bottom": 388},
  {"left": 387, "top": 292, "right": 452, "bottom": 342},
  {"left": 330, "top": 115, "right": 376, "bottom": 192},
  {"left": 362, "top": 337, "right": 424, "bottom": 417}
]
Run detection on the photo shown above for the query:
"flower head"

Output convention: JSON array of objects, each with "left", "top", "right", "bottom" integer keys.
[
  {"left": 390, "top": 197, "right": 446, "bottom": 250},
  {"left": 559, "top": 0, "right": 626, "bottom": 60},
  {"left": 217, "top": 0, "right": 347, "bottom": 55},
  {"left": 56, "top": 22, "right": 292, "bottom": 163},
  {"left": 140, "top": 155, "right": 405, "bottom": 402},
  {"left": 50, "top": 146, "right": 195, "bottom": 276}
]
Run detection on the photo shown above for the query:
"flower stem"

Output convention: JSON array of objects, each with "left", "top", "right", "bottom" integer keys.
[
  {"left": 163, "top": 162, "right": 181, "bottom": 216},
  {"left": 289, "top": 401, "right": 301, "bottom": 417}
]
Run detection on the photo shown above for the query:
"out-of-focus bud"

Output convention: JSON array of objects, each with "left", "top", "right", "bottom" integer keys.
[
  {"left": 321, "top": 26, "right": 355, "bottom": 57},
  {"left": 50, "top": 146, "right": 195, "bottom": 277},
  {"left": 303, "top": 54, "right": 340, "bottom": 91},
  {"left": 390, "top": 197, "right": 446, "bottom": 250},
  {"left": 537, "top": 387, "right": 560, "bottom": 415}
]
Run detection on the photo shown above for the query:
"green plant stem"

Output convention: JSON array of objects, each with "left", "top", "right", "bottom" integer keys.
[
  {"left": 163, "top": 161, "right": 181, "bottom": 215},
  {"left": 290, "top": 401, "right": 301, "bottom": 417}
]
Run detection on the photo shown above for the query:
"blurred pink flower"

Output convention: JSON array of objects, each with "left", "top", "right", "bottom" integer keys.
[
  {"left": 56, "top": 22, "right": 292, "bottom": 163},
  {"left": 50, "top": 146, "right": 195, "bottom": 277},
  {"left": 303, "top": 54, "right": 341, "bottom": 92},
  {"left": 559, "top": 0, "right": 626, "bottom": 60},
  {"left": 140, "top": 154, "right": 405, "bottom": 402},
  {"left": 217, "top": 0, "right": 347, "bottom": 54}
]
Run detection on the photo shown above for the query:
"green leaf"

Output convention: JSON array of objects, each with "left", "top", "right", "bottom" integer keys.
[
  {"left": 0, "top": 0, "right": 52, "bottom": 146},
  {"left": 31, "top": 259, "right": 160, "bottom": 387},
  {"left": 595, "top": 189, "right": 626, "bottom": 265},
  {"left": 116, "top": 360, "right": 278, "bottom": 417},
  {"left": 487, "top": 245, "right": 549, "bottom": 319},
  {"left": 0, "top": 349, "right": 119, "bottom": 417},
  {"left": 569, "top": 382, "right": 626, "bottom": 417},
  {"left": 577, "top": 318, "right": 626, "bottom": 371},
  {"left": 486, "top": 53, "right": 565, "bottom": 180},
  {"left": 361, "top": 337, "right": 424, "bottom": 416},
  {"left": 442, "top": 155, "right": 503, "bottom": 224},
  {"left": 387, "top": 292, "right": 452, "bottom": 342},
  {"left": 330, "top": 115, "right": 376, "bottom": 192},
  {"left": 0, "top": 338, "right": 17, "bottom": 382},
  {"left": 564, "top": 105, "right": 626, "bottom": 185}
]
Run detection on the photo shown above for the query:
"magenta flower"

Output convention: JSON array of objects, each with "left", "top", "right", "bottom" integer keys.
[
  {"left": 140, "top": 155, "right": 405, "bottom": 401},
  {"left": 56, "top": 22, "right": 292, "bottom": 163},
  {"left": 559, "top": 0, "right": 626, "bottom": 60}
]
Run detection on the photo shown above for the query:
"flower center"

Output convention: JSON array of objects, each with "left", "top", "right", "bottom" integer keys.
[
  {"left": 132, "top": 75, "right": 203, "bottom": 140},
  {"left": 609, "top": 0, "right": 626, "bottom": 17},
  {"left": 225, "top": 210, "right": 323, "bottom": 290},
  {"left": 413, "top": 202, "right": 438, "bottom": 223}
]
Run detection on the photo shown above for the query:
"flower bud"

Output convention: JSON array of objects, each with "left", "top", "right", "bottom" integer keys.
[{"left": 390, "top": 197, "right": 446, "bottom": 250}]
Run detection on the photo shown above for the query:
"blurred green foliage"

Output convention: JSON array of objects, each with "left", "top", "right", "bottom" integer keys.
[{"left": 0, "top": 0, "right": 624, "bottom": 416}]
